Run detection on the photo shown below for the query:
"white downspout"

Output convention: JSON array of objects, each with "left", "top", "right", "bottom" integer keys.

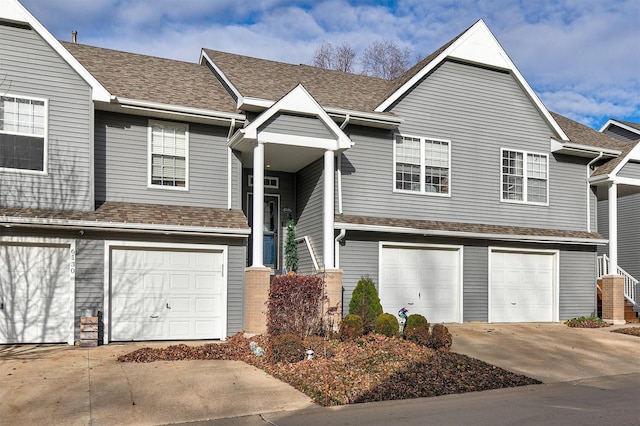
[
  {"left": 323, "top": 150, "right": 335, "bottom": 269},
  {"left": 586, "top": 152, "right": 603, "bottom": 232},
  {"left": 337, "top": 114, "right": 349, "bottom": 215},
  {"left": 334, "top": 228, "right": 346, "bottom": 269},
  {"left": 226, "top": 118, "right": 236, "bottom": 210}
]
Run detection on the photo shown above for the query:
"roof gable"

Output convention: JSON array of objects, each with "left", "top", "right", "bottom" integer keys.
[
  {"left": 375, "top": 20, "right": 568, "bottom": 141},
  {"left": 1, "top": 0, "right": 110, "bottom": 102}
]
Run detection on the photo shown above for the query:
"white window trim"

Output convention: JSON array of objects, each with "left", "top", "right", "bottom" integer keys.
[
  {"left": 500, "top": 148, "right": 549, "bottom": 206},
  {"left": 0, "top": 93, "right": 49, "bottom": 175},
  {"left": 147, "top": 119, "right": 189, "bottom": 191},
  {"left": 248, "top": 175, "right": 279, "bottom": 189},
  {"left": 393, "top": 133, "right": 451, "bottom": 197}
]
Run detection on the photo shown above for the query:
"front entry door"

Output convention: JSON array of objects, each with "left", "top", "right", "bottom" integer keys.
[{"left": 248, "top": 194, "right": 280, "bottom": 269}]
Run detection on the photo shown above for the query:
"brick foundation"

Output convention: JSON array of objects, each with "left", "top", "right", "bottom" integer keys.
[
  {"left": 244, "top": 267, "right": 271, "bottom": 334},
  {"left": 601, "top": 275, "right": 625, "bottom": 325}
]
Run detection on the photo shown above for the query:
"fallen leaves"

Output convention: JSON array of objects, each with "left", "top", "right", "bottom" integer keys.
[
  {"left": 611, "top": 326, "right": 640, "bottom": 337},
  {"left": 117, "top": 332, "right": 540, "bottom": 406}
]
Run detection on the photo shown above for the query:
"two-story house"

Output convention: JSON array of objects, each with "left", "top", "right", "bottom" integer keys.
[{"left": 1, "top": 0, "right": 634, "bottom": 345}]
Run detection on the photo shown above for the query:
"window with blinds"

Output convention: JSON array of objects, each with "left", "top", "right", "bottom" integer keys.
[
  {"left": 0, "top": 95, "right": 47, "bottom": 172},
  {"left": 149, "top": 120, "right": 188, "bottom": 189}
]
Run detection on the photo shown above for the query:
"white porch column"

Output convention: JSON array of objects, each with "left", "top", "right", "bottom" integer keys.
[
  {"left": 252, "top": 142, "right": 265, "bottom": 267},
  {"left": 323, "top": 150, "right": 335, "bottom": 269},
  {"left": 608, "top": 181, "right": 618, "bottom": 274}
]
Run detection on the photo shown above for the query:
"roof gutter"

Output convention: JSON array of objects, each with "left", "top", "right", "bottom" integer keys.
[
  {"left": 334, "top": 222, "right": 608, "bottom": 246},
  {"left": 107, "top": 97, "right": 245, "bottom": 123},
  {"left": 550, "top": 138, "right": 621, "bottom": 158},
  {"left": 1, "top": 217, "right": 250, "bottom": 237}
]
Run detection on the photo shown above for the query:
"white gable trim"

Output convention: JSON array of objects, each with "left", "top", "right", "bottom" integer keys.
[
  {"left": 611, "top": 142, "right": 640, "bottom": 177},
  {"left": 199, "top": 50, "right": 245, "bottom": 108},
  {"left": 375, "top": 19, "right": 568, "bottom": 141},
  {"left": 231, "top": 84, "right": 352, "bottom": 151},
  {"left": 599, "top": 119, "right": 640, "bottom": 136},
  {"left": 1, "top": 0, "right": 111, "bottom": 102}
]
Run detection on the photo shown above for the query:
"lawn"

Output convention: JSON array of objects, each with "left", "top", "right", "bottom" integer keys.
[{"left": 118, "top": 333, "right": 540, "bottom": 406}]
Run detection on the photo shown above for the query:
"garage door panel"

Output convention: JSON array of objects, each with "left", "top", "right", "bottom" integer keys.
[
  {"left": 380, "top": 246, "right": 460, "bottom": 324},
  {"left": 490, "top": 251, "right": 554, "bottom": 323},
  {"left": 0, "top": 244, "right": 71, "bottom": 344},
  {"left": 110, "top": 247, "right": 224, "bottom": 341}
]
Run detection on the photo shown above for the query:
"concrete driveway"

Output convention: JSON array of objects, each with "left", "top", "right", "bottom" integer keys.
[
  {"left": 448, "top": 323, "right": 640, "bottom": 383},
  {"left": 1, "top": 324, "right": 638, "bottom": 425}
]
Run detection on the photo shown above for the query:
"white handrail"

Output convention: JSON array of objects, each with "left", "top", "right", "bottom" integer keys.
[
  {"left": 295, "top": 236, "right": 319, "bottom": 272},
  {"left": 597, "top": 255, "right": 638, "bottom": 306}
]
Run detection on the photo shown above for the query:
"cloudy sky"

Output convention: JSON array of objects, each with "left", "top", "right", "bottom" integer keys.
[{"left": 20, "top": 0, "right": 640, "bottom": 129}]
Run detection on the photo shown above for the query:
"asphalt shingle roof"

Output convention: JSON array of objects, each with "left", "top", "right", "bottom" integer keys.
[
  {"left": 591, "top": 141, "right": 639, "bottom": 177},
  {"left": 551, "top": 112, "right": 628, "bottom": 151},
  {"left": 336, "top": 214, "right": 605, "bottom": 241},
  {"left": 62, "top": 42, "right": 239, "bottom": 114},
  {"left": 0, "top": 202, "right": 249, "bottom": 232},
  {"left": 203, "top": 49, "right": 393, "bottom": 112}
]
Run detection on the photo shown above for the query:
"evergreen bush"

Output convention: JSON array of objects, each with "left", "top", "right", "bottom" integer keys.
[
  {"left": 348, "top": 276, "right": 383, "bottom": 333},
  {"left": 374, "top": 313, "right": 399, "bottom": 337},
  {"left": 339, "top": 314, "right": 364, "bottom": 341}
]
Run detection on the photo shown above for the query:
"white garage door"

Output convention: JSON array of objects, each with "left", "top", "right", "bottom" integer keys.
[
  {"left": 110, "top": 247, "right": 225, "bottom": 341},
  {"left": 0, "top": 242, "right": 72, "bottom": 344},
  {"left": 489, "top": 250, "right": 556, "bottom": 322},
  {"left": 379, "top": 245, "right": 461, "bottom": 323}
]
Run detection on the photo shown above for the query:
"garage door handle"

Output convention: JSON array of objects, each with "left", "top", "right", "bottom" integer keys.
[
  {"left": 511, "top": 303, "right": 516, "bottom": 305},
  {"left": 166, "top": 303, "right": 171, "bottom": 309},
  {"left": 150, "top": 315, "right": 159, "bottom": 318},
  {"left": 407, "top": 302, "right": 414, "bottom": 305}
]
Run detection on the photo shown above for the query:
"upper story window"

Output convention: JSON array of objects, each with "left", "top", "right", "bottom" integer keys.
[
  {"left": 148, "top": 120, "right": 188, "bottom": 190},
  {"left": 501, "top": 149, "right": 548, "bottom": 204},
  {"left": 394, "top": 134, "right": 450, "bottom": 195},
  {"left": 0, "top": 95, "right": 47, "bottom": 172}
]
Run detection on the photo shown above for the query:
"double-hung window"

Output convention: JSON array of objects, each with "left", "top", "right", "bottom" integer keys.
[
  {"left": 501, "top": 149, "right": 548, "bottom": 204},
  {"left": 0, "top": 95, "right": 47, "bottom": 172},
  {"left": 394, "top": 134, "right": 450, "bottom": 195},
  {"left": 149, "top": 120, "right": 188, "bottom": 189}
]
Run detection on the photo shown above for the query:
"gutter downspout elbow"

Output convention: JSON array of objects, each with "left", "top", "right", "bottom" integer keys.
[
  {"left": 586, "top": 152, "right": 604, "bottom": 232},
  {"left": 334, "top": 228, "right": 346, "bottom": 269}
]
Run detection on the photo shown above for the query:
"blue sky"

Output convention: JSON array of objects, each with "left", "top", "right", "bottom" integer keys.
[{"left": 20, "top": 0, "right": 640, "bottom": 129}]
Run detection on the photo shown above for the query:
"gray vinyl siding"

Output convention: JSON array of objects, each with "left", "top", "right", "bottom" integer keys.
[
  {"left": 603, "top": 126, "right": 640, "bottom": 143},
  {"left": 227, "top": 244, "right": 245, "bottom": 334},
  {"left": 559, "top": 250, "right": 597, "bottom": 319},
  {"left": 297, "top": 239, "right": 316, "bottom": 275},
  {"left": 74, "top": 239, "right": 104, "bottom": 341},
  {"left": 260, "top": 113, "right": 334, "bottom": 139},
  {"left": 95, "top": 111, "right": 230, "bottom": 207},
  {"left": 341, "top": 60, "right": 589, "bottom": 231},
  {"left": 296, "top": 158, "right": 324, "bottom": 269},
  {"left": 339, "top": 238, "right": 379, "bottom": 314},
  {"left": 597, "top": 193, "right": 640, "bottom": 280},
  {"left": 462, "top": 245, "right": 488, "bottom": 321},
  {"left": 618, "top": 162, "right": 640, "bottom": 179},
  {"left": 0, "top": 23, "right": 92, "bottom": 211}
]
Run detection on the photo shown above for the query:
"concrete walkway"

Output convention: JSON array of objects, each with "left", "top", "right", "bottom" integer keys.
[
  {"left": 0, "top": 341, "right": 314, "bottom": 425},
  {"left": 1, "top": 324, "right": 639, "bottom": 425}
]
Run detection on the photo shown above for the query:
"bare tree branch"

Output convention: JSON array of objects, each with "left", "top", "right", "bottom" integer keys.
[{"left": 360, "top": 39, "right": 412, "bottom": 79}]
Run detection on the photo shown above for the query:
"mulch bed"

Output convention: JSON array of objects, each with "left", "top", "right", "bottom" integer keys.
[
  {"left": 118, "top": 333, "right": 540, "bottom": 406},
  {"left": 611, "top": 326, "right": 640, "bottom": 337}
]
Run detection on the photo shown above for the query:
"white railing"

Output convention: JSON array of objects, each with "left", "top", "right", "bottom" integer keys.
[{"left": 597, "top": 255, "right": 638, "bottom": 306}]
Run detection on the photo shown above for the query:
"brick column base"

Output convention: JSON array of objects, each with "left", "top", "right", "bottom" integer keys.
[
  {"left": 601, "top": 275, "right": 625, "bottom": 325},
  {"left": 244, "top": 267, "right": 271, "bottom": 334},
  {"left": 318, "top": 269, "right": 343, "bottom": 331}
]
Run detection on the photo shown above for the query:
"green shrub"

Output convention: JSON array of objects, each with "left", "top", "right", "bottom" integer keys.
[
  {"left": 267, "top": 274, "right": 324, "bottom": 339},
  {"left": 349, "top": 276, "right": 383, "bottom": 333},
  {"left": 268, "top": 333, "right": 305, "bottom": 363},
  {"left": 565, "top": 316, "right": 607, "bottom": 328},
  {"left": 429, "top": 324, "right": 452, "bottom": 350},
  {"left": 404, "top": 314, "right": 428, "bottom": 334},
  {"left": 339, "top": 314, "right": 364, "bottom": 341},
  {"left": 374, "top": 313, "right": 399, "bottom": 337},
  {"left": 404, "top": 323, "right": 431, "bottom": 346}
]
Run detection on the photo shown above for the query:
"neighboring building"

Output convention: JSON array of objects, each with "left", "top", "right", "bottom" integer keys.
[
  {"left": 0, "top": 0, "right": 636, "bottom": 345},
  {"left": 596, "top": 120, "right": 640, "bottom": 304}
]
